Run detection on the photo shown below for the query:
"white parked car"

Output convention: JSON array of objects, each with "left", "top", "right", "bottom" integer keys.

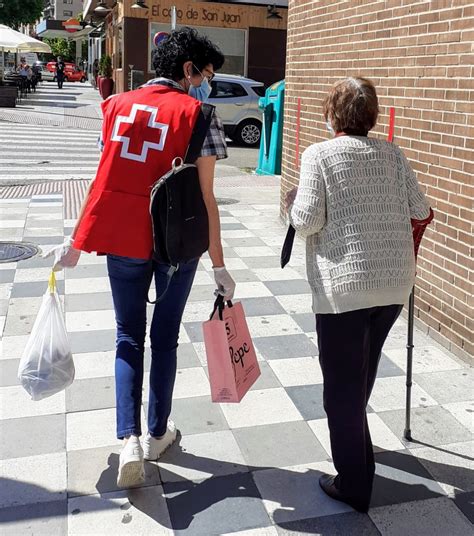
[
  {"left": 41, "top": 67, "right": 55, "bottom": 82},
  {"left": 208, "top": 74, "right": 265, "bottom": 147}
]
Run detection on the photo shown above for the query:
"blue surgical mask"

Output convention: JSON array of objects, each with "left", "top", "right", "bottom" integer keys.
[
  {"left": 326, "top": 120, "right": 335, "bottom": 136},
  {"left": 189, "top": 77, "right": 212, "bottom": 102}
]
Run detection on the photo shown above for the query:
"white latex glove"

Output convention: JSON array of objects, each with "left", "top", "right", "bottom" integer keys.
[
  {"left": 213, "top": 266, "right": 236, "bottom": 301},
  {"left": 42, "top": 236, "right": 81, "bottom": 271},
  {"left": 285, "top": 187, "right": 298, "bottom": 211}
]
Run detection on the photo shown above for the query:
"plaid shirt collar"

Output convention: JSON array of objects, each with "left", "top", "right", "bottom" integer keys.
[{"left": 143, "top": 77, "right": 185, "bottom": 93}]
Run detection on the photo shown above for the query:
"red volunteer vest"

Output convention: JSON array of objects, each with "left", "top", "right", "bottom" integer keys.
[{"left": 74, "top": 85, "right": 202, "bottom": 259}]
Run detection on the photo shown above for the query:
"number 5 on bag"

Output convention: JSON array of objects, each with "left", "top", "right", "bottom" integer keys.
[{"left": 203, "top": 296, "right": 260, "bottom": 403}]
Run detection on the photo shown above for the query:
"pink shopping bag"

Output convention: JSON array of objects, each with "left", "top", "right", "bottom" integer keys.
[{"left": 203, "top": 296, "right": 261, "bottom": 403}]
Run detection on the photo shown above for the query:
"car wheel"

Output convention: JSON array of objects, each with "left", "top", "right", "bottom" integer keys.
[
  {"left": 64, "top": 76, "right": 69, "bottom": 82},
  {"left": 235, "top": 120, "right": 262, "bottom": 147},
  {"left": 80, "top": 77, "right": 86, "bottom": 83}
]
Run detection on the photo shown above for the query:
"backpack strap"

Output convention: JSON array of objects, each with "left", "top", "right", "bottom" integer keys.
[
  {"left": 184, "top": 103, "right": 215, "bottom": 164},
  {"left": 147, "top": 264, "right": 179, "bottom": 305}
]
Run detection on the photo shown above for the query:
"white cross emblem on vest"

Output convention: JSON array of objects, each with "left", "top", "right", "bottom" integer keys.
[{"left": 110, "top": 104, "right": 169, "bottom": 162}]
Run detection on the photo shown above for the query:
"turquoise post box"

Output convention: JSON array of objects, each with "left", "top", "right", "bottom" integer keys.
[{"left": 256, "top": 80, "right": 285, "bottom": 176}]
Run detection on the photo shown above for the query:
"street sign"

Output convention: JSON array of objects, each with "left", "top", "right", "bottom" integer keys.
[{"left": 153, "top": 32, "right": 169, "bottom": 47}]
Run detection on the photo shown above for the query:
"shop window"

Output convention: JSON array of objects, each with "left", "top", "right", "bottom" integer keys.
[
  {"left": 210, "top": 81, "right": 247, "bottom": 98},
  {"left": 149, "top": 23, "right": 246, "bottom": 76}
]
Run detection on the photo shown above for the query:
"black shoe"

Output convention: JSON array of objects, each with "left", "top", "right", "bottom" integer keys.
[{"left": 318, "top": 473, "right": 369, "bottom": 513}]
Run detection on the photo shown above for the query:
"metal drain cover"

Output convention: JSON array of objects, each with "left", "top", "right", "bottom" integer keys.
[
  {"left": 0, "top": 242, "right": 39, "bottom": 263},
  {"left": 216, "top": 198, "right": 239, "bottom": 206}
]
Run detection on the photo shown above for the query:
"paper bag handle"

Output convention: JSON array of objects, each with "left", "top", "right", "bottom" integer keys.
[{"left": 210, "top": 294, "right": 233, "bottom": 321}]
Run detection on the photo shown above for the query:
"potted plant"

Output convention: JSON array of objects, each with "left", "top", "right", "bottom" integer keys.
[{"left": 98, "top": 55, "right": 114, "bottom": 99}]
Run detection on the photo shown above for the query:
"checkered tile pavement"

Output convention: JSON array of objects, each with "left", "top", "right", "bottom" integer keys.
[{"left": 0, "top": 191, "right": 472, "bottom": 536}]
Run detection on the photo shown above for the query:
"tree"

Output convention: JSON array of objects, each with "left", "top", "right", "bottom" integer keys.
[
  {"left": 99, "top": 55, "right": 113, "bottom": 78},
  {"left": 43, "top": 38, "right": 76, "bottom": 61},
  {"left": 0, "top": 0, "right": 44, "bottom": 29}
]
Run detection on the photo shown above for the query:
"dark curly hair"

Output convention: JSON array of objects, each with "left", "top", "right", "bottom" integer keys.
[
  {"left": 152, "top": 27, "right": 225, "bottom": 80},
  {"left": 323, "top": 77, "right": 379, "bottom": 135}
]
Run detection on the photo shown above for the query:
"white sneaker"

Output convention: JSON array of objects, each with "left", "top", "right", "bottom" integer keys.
[
  {"left": 117, "top": 435, "right": 145, "bottom": 488},
  {"left": 143, "top": 420, "right": 177, "bottom": 461}
]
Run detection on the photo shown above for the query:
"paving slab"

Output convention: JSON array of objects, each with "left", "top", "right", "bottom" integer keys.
[
  {"left": 253, "top": 461, "right": 353, "bottom": 524},
  {"left": 378, "top": 406, "right": 472, "bottom": 449},
  {"left": 0, "top": 413, "right": 65, "bottom": 460},
  {"left": 68, "top": 487, "right": 173, "bottom": 535},
  {"left": 0, "top": 500, "right": 67, "bottom": 536},
  {"left": 369, "top": 496, "right": 474, "bottom": 536},
  {"left": 233, "top": 421, "right": 328, "bottom": 469},
  {"left": 276, "top": 512, "right": 380, "bottom": 535},
  {"left": 164, "top": 472, "right": 271, "bottom": 536},
  {"left": 0, "top": 452, "right": 67, "bottom": 508}
]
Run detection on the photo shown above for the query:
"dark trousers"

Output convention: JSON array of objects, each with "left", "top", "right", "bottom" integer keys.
[
  {"left": 57, "top": 73, "right": 64, "bottom": 89},
  {"left": 316, "top": 304, "right": 403, "bottom": 508},
  {"left": 107, "top": 255, "right": 198, "bottom": 439},
  {"left": 20, "top": 75, "right": 30, "bottom": 93}
]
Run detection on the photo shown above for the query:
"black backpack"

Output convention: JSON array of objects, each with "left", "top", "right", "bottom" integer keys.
[{"left": 149, "top": 103, "right": 214, "bottom": 302}]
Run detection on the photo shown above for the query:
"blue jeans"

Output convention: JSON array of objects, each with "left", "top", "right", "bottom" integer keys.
[{"left": 107, "top": 255, "right": 199, "bottom": 439}]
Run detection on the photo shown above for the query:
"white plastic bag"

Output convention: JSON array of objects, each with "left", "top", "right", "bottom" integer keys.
[{"left": 18, "top": 272, "right": 75, "bottom": 401}]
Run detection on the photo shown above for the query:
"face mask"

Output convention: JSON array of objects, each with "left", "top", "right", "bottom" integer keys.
[
  {"left": 189, "top": 77, "right": 212, "bottom": 102},
  {"left": 326, "top": 120, "right": 335, "bottom": 136}
]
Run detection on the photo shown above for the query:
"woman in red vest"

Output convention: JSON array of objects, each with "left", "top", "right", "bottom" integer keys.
[{"left": 45, "top": 28, "right": 236, "bottom": 488}]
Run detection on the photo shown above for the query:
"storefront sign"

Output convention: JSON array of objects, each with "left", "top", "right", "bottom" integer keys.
[
  {"left": 151, "top": 5, "right": 242, "bottom": 25},
  {"left": 125, "top": 0, "right": 287, "bottom": 29},
  {"left": 63, "top": 18, "right": 82, "bottom": 33}
]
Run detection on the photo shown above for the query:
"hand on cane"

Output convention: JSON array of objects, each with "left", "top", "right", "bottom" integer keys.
[{"left": 285, "top": 187, "right": 298, "bottom": 212}]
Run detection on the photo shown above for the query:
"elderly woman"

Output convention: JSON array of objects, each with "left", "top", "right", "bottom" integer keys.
[{"left": 286, "top": 77, "right": 431, "bottom": 512}]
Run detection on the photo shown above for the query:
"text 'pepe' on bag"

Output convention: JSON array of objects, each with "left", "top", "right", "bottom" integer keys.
[{"left": 203, "top": 295, "right": 260, "bottom": 403}]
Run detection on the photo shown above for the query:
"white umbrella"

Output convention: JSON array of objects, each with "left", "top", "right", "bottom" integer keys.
[{"left": 0, "top": 24, "right": 52, "bottom": 53}]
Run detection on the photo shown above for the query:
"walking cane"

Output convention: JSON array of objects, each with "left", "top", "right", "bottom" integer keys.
[
  {"left": 404, "top": 211, "right": 434, "bottom": 441},
  {"left": 387, "top": 108, "right": 434, "bottom": 441},
  {"left": 404, "top": 287, "right": 415, "bottom": 441}
]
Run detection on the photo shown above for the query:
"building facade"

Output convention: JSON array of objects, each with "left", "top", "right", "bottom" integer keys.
[
  {"left": 83, "top": 0, "right": 288, "bottom": 93},
  {"left": 43, "top": 0, "right": 85, "bottom": 21},
  {"left": 36, "top": 0, "right": 88, "bottom": 66},
  {"left": 282, "top": 1, "right": 473, "bottom": 360}
]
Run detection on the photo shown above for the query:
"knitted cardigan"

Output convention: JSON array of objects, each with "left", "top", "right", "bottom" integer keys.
[{"left": 289, "top": 136, "right": 431, "bottom": 314}]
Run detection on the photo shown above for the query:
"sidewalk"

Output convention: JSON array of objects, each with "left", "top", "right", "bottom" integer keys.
[
  {"left": 0, "top": 82, "right": 103, "bottom": 131},
  {"left": 0, "top": 178, "right": 472, "bottom": 535}
]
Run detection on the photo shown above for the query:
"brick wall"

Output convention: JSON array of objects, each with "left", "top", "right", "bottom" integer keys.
[{"left": 282, "top": 0, "right": 473, "bottom": 360}]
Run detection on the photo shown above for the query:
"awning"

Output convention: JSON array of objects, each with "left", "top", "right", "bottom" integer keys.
[
  {"left": 0, "top": 24, "right": 52, "bottom": 53},
  {"left": 36, "top": 19, "right": 84, "bottom": 39}
]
